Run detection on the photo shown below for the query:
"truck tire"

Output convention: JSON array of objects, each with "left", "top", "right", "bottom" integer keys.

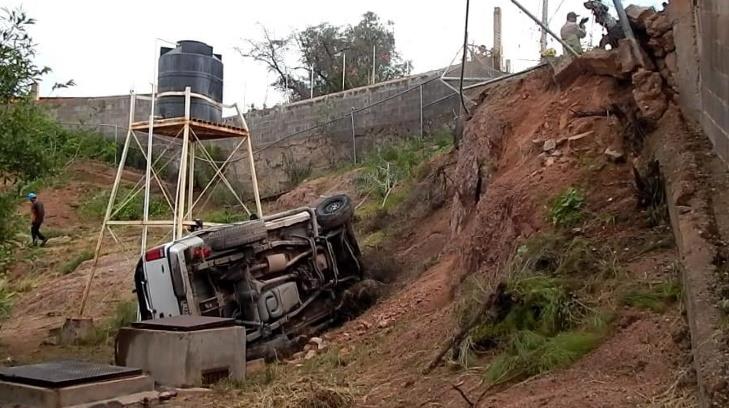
[
  {"left": 316, "top": 194, "right": 354, "bottom": 229},
  {"left": 206, "top": 220, "right": 267, "bottom": 250}
]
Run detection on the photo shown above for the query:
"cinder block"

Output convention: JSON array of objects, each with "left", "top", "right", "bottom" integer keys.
[{"left": 116, "top": 326, "right": 246, "bottom": 388}]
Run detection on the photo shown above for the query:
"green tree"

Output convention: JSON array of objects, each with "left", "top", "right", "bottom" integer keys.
[
  {"left": 0, "top": 8, "right": 73, "bottom": 188},
  {"left": 238, "top": 12, "right": 411, "bottom": 101},
  {"left": 0, "top": 8, "right": 49, "bottom": 103}
]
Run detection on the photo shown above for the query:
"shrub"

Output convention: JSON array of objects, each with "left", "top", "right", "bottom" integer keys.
[
  {"left": 455, "top": 232, "right": 615, "bottom": 377},
  {"left": 356, "top": 136, "right": 450, "bottom": 202},
  {"left": 548, "top": 187, "right": 585, "bottom": 227},
  {"left": 79, "top": 300, "right": 137, "bottom": 345},
  {"left": 282, "top": 151, "right": 312, "bottom": 188}
]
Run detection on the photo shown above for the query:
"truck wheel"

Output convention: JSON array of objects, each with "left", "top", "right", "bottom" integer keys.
[
  {"left": 206, "top": 220, "right": 267, "bottom": 250},
  {"left": 316, "top": 194, "right": 354, "bottom": 229}
]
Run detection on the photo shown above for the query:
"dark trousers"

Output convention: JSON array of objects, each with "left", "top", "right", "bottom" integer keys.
[{"left": 31, "top": 222, "right": 46, "bottom": 243}]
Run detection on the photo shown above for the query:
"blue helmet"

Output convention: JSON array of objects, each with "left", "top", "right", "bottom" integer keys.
[{"left": 26, "top": 192, "right": 37, "bottom": 201}]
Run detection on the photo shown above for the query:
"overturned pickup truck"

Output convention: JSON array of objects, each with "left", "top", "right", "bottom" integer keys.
[{"left": 133, "top": 194, "right": 362, "bottom": 359}]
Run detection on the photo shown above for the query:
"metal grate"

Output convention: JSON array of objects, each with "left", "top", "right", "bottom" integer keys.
[
  {"left": 0, "top": 360, "right": 142, "bottom": 388},
  {"left": 132, "top": 315, "right": 235, "bottom": 331}
]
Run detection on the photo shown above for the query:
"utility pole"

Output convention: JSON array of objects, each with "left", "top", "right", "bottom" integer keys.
[
  {"left": 540, "top": 0, "right": 549, "bottom": 55},
  {"left": 371, "top": 44, "right": 376, "bottom": 85},
  {"left": 493, "top": 7, "right": 502, "bottom": 71},
  {"left": 310, "top": 65, "right": 314, "bottom": 99},
  {"left": 342, "top": 52, "right": 346, "bottom": 91}
]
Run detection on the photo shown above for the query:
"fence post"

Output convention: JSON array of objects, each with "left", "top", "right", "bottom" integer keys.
[
  {"left": 419, "top": 84, "right": 424, "bottom": 139},
  {"left": 114, "top": 125, "right": 119, "bottom": 166},
  {"left": 350, "top": 107, "right": 357, "bottom": 164}
]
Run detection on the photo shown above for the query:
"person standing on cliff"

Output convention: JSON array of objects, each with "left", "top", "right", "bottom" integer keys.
[
  {"left": 27, "top": 192, "right": 47, "bottom": 246},
  {"left": 560, "top": 12, "right": 588, "bottom": 54}
]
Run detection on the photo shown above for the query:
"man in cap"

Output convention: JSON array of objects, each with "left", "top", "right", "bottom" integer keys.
[
  {"left": 27, "top": 192, "right": 47, "bottom": 246},
  {"left": 560, "top": 12, "right": 589, "bottom": 55}
]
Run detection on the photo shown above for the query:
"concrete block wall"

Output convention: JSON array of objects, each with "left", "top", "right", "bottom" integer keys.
[
  {"left": 38, "top": 71, "right": 463, "bottom": 198},
  {"left": 38, "top": 95, "right": 151, "bottom": 139},
  {"left": 673, "top": 0, "right": 729, "bottom": 164},
  {"left": 697, "top": 0, "right": 729, "bottom": 163}
]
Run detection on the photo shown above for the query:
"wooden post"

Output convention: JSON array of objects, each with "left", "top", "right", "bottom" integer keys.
[
  {"left": 187, "top": 143, "right": 195, "bottom": 220},
  {"left": 78, "top": 92, "right": 136, "bottom": 317},
  {"left": 235, "top": 103, "right": 263, "bottom": 217},
  {"left": 350, "top": 108, "right": 357, "bottom": 164},
  {"left": 141, "top": 84, "right": 156, "bottom": 254},
  {"left": 175, "top": 87, "right": 191, "bottom": 239}
]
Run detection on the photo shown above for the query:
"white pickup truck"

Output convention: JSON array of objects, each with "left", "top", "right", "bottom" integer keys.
[{"left": 133, "top": 194, "right": 362, "bottom": 359}]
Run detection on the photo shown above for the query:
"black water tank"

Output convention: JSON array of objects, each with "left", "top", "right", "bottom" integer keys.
[{"left": 156, "top": 40, "right": 223, "bottom": 123}]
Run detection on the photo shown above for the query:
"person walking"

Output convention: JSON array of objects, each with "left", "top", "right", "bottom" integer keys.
[
  {"left": 560, "top": 12, "right": 589, "bottom": 55},
  {"left": 27, "top": 192, "right": 47, "bottom": 247}
]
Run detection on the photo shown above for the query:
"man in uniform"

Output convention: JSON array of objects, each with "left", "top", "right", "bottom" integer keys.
[{"left": 560, "top": 12, "right": 589, "bottom": 54}]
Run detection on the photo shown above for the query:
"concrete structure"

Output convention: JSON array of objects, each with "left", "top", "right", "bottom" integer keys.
[
  {"left": 116, "top": 325, "right": 247, "bottom": 387},
  {"left": 670, "top": 0, "right": 729, "bottom": 164},
  {"left": 0, "top": 361, "right": 154, "bottom": 408}
]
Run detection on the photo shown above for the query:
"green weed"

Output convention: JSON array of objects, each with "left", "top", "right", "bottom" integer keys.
[
  {"left": 215, "top": 363, "right": 281, "bottom": 392},
  {"left": 60, "top": 249, "right": 94, "bottom": 275},
  {"left": 79, "top": 300, "right": 137, "bottom": 346},
  {"left": 356, "top": 136, "right": 451, "bottom": 202},
  {"left": 455, "top": 231, "right": 615, "bottom": 378},
  {"left": 282, "top": 151, "right": 313, "bottom": 188},
  {"left": 548, "top": 187, "right": 585, "bottom": 228},
  {"left": 485, "top": 329, "right": 602, "bottom": 384},
  {"left": 203, "top": 208, "right": 250, "bottom": 224},
  {"left": 621, "top": 281, "right": 681, "bottom": 312},
  {"left": 81, "top": 188, "right": 167, "bottom": 221},
  {"left": 0, "top": 277, "right": 16, "bottom": 321}
]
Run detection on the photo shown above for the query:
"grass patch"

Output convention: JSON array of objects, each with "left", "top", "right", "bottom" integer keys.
[
  {"left": 60, "top": 249, "right": 94, "bottom": 275},
  {"left": 216, "top": 363, "right": 282, "bottom": 392},
  {"left": 548, "top": 187, "right": 585, "bottom": 228},
  {"left": 300, "top": 348, "right": 351, "bottom": 373},
  {"left": 356, "top": 136, "right": 451, "bottom": 203},
  {"left": 79, "top": 300, "right": 137, "bottom": 346},
  {"left": 203, "top": 207, "right": 250, "bottom": 224},
  {"left": 485, "top": 329, "right": 602, "bottom": 384},
  {"left": 361, "top": 231, "right": 386, "bottom": 248},
  {"left": 80, "top": 188, "right": 167, "bottom": 221},
  {"left": 455, "top": 231, "right": 617, "bottom": 381},
  {"left": 0, "top": 277, "right": 16, "bottom": 322},
  {"left": 621, "top": 281, "right": 681, "bottom": 312}
]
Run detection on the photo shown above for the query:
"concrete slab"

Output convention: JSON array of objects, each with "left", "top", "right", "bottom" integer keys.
[
  {"left": 116, "top": 325, "right": 246, "bottom": 388},
  {"left": 0, "top": 375, "right": 154, "bottom": 408}
]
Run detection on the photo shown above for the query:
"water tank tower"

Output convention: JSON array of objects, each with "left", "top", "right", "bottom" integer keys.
[{"left": 156, "top": 40, "right": 223, "bottom": 123}]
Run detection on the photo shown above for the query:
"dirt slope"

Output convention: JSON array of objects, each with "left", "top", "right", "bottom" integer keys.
[
  {"left": 201, "top": 66, "right": 694, "bottom": 408},
  {"left": 0, "top": 161, "right": 142, "bottom": 360}
]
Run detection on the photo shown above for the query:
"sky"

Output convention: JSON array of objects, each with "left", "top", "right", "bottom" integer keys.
[{"left": 6, "top": 0, "right": 663, "bottom": 111}]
